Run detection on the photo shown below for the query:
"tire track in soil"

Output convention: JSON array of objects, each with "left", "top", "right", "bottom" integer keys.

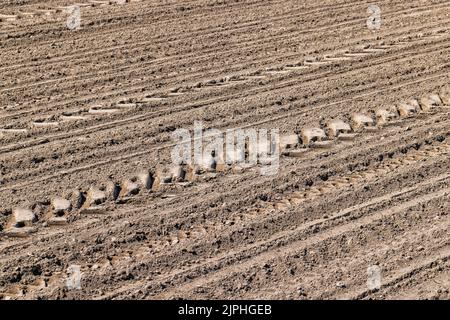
[
  {"left": 2, "top": 0, "right": 446, "bottom": 94},
  {"left": 0, "top": 0, "right": 448, "bottom": 300},
  {"left": 106, "top": 181, "right": 450, "bottom": 299},
  {"left": 0, "top": 115, "right": 446, "bottom": 298},
  {"left": 1, "top": 110, "right": 447, "bottom": 255},
  {"left": 1, "top": 35, "right": 449, "bottom": 156},
  {"left": 0, "top": 118, "right": 446, "bottom": 300}
]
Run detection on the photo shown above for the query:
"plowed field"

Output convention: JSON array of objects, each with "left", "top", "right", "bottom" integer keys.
[{"left": 0, "top": 0, "right": 449, "bottom": 300}]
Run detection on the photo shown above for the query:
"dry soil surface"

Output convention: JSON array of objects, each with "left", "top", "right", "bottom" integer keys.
[{"left": 0, "top": 0, "right": 449, "bottom": 300}]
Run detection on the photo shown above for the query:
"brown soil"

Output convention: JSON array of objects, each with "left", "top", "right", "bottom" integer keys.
[{"left": 0, "top": 0, "right": 449, "bottom": 300}]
